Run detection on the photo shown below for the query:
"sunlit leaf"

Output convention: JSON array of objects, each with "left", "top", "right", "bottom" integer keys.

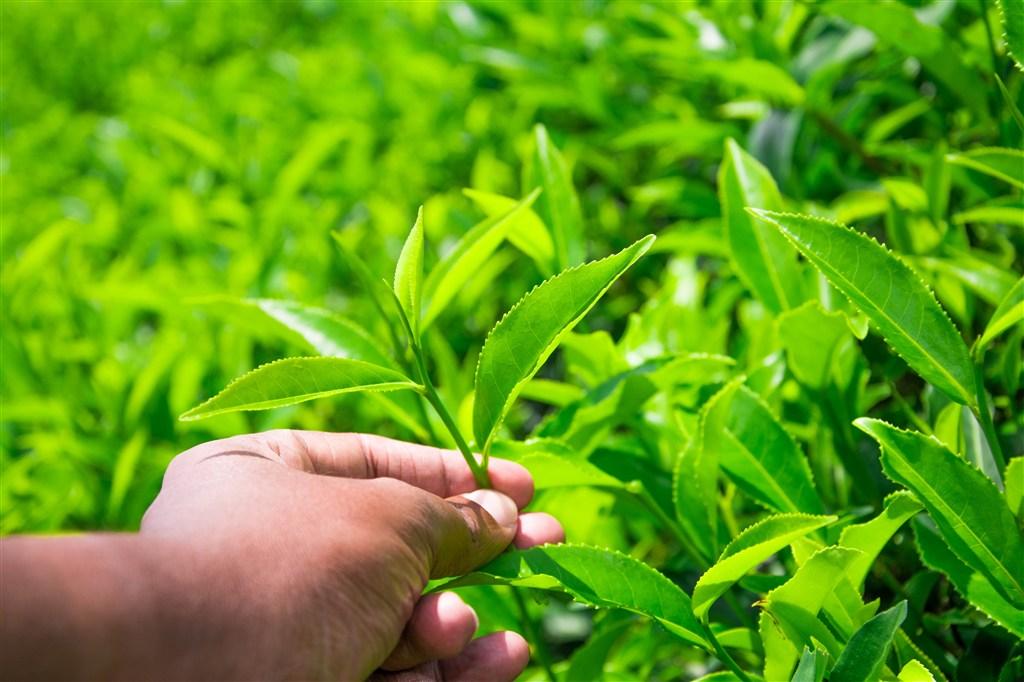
[
  {"left": 977, "top": 277, "right": 1024, "bottom": 352},
  {"left": 946, "top": 148, "right": 1024, "bottom": 189},
  {"left": 525, "top": 124, "right": 585, "bottom": 268},
  {"left": 394, "top": 206, "right": 425, "bottom": 334},
  {"left": 463, "top": 187, "right": 555, "bottom": 276}
]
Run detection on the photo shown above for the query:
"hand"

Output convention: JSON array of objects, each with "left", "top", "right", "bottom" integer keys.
[{"left": 140, "top": 430, "right": 564, "bottom": 681}]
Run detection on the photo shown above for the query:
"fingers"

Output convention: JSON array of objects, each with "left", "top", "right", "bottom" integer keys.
[
  {"left": 380, "top": 592, "right": 478, "bottom": 671},
  {"left": 440, "top": 631, "right": 530, "bottom": 682},
  {"left": 515, "top": 513, "right": 565, "bottom": 549},
  {"left": 259, "top": 431, "right": 535, "bottom": 509},
  {"left": 426, "top": 489, "right": 519, "bottom": 578}
]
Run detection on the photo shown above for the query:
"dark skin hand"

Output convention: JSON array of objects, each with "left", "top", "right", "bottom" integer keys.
[{"left": 0, "top": 431, "right": 564, "bottom": 681}]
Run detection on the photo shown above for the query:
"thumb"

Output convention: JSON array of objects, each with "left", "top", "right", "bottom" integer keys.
[{"left": 427, "top": 489, "right": 519, "bottom": 578}]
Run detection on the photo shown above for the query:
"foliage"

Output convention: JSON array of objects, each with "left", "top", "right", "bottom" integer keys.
[{"left": 3, "top": 1, "right": 1023, "bottom": 679}]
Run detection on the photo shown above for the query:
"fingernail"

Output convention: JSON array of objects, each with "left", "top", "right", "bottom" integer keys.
[{"left": 461, "top": 489, "right": 518, "bottom": 530}]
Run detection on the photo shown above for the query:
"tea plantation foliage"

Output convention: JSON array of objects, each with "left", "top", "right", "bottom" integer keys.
[{"left": 3, "top": 1, "right": 1023, "bottom": 680}]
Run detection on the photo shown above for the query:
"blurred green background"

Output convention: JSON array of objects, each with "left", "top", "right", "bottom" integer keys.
[{"left": 1, "top": 0, "right": 1019, "bottom": 536}]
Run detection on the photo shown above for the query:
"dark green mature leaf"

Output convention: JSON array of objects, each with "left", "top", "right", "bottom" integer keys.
[
  {"left": 946, "top": 148, "right": 1024, "bottom": 189},
  {"left": 1000, "top": 0, "right": 1024, "bottom": 71},
  {"left": 526, "top": 124, "right": 584, "bottom": 268},
  {"left": 912, "top": 518, "right": 1024, "bottom": 637},
  {"left": 749, "top": 210, "right": 976, "bottom": 407},
  {"left": 463, "top": 188, "right": 555, "bottom": 276},
  {"left": 720, "top": 386, "right": 824, "bottom": 514},
  {"left": 978, "top": 277, "right": 1024, "bottom": 352},
  {"left": 824, "top": 0, "right": 987, "bottom": 116},
  {"left": 434, "top": 544, "right": 708, "bottom": 649},
  {"left": 856, "top": 419, "right": 1024, "bottom": 608},
  {"left": 394, "top": 206, "right": 425, "bottom": 334},
  {"left": 830, "top": 601, "right": 907, "bottom": 682},
  {"left": 180, "top": 358, "right": 420, "bottom": 420},
  {"left": 838, "top": 491, "right": 923, "bottom": 589},
  {"left": 718, "top": 138, "right": 804, "bottom": 313},
  {"left": 422, "top": 189, "right": 541, "bottom": 329},
  {"left": 692, "top": 513, "right": 836, "bottom": 620},
  {"left": 760, "top": 546, "right": 862, "bottom": 680},
  {"left": 473, "top": 235, "right": 655, "bottom": 453}
]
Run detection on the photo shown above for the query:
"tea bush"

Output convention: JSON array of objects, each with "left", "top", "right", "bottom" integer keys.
[{"left": 2, "top": 1, "right": 1022, "bottom": 679}]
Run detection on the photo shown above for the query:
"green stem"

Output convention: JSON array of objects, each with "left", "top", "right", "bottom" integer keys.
[
  {"left": 511, "top": 589, "right": 557, "bottom": 682},
  {"left": 702, "top": 622, "right": 752, "bottom": 682}
]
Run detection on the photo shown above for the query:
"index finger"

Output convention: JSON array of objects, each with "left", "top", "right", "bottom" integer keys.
[{"left": 260, "top": 430, "right": 535, "bottom": 509}]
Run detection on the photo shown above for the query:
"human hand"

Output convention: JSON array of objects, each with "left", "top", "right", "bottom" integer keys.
[{"left": 141, "top": 430, "right": 564, "bottom": 681}]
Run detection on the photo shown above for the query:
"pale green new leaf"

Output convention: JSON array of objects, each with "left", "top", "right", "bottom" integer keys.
[
  {"left": 777, "top": 302, "right": 852, "bottom": 389},
  {"left": 434, "top": 544, "right": 708, "bottom": 649},
  {"left": 999, "top": 0, "right": 1024, "bottom": 71},
  {"left": 719, "top": 386, "right": 824, "bottom": 514},
  {"left": 913, "top": 517, "right": 1024, "bottom": 637},
  {"left": 394, "top": 207, "right": 425, "bottom": 333},
  {"left": 180, "top": 358, "right": 420, "bottom": 420},
  {"left": 526, "top": 124, "right": 585, "bottom": 268},
  {"left": 838, "top": 491, "right": 924, "bottom": 589},
  {"left": 856, "top": 419, "right": 1024, "bottom": 608},
  {"left": 692, "top": 513, "right": 836, "bottom": 620},
  {"left": 977, "top": 277, "right": 1024, "bottom": 352},
  {"left": 489, "top": 440, "right": 625, "bottom": 491},
  {"left": 829, "top": 601, "right": 907, "bottom": 682},
  {"left": 946, "top": 148, "right": 1024, "bottom": 189},
  {"left": 1005, "top": 457, "right": 1023, "bottom": 518},
  {"left": 898, "top": 660, "right": 935, "bottom": 682},
  {"left": 473, "top": 235, "right": 655, "bottom": 452},
  {"left": 759, "top": 547, "right": 862, "bottom": 680},
  {"left": 749, "top": 210, "right": 976, "bottom": 407},
  {"left": 718, "top": 138, "right": 803, "bottom": 314},
  {"left": 422, "top": 189, "right": 541, "bottom": 329},
  {"left": 463, "top": 187, "right": 555, "bottom": 276}
]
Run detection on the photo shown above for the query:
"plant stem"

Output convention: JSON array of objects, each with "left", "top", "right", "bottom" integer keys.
[
  {"left": 511, "top": 589, "right": 557, "bottom": 682},
  {"left": 702, "top": 622, "right": 752, "bottom": 682}
]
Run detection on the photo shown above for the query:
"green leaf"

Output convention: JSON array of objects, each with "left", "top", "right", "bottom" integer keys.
[
  {"left": 489, "top": 440, "right": 625, "bottom": 491},
  {"left": 998, "top": 0, "right": 1024, "bottom": 71},
  {"left": 473, "top": 235, "right": 655, "bottom": 453},
  {"left": 749, "top": 210, "right": 976, "bottom": 408},
  {"left": 525, "top": 124, "right": 585, "bottom": 268},
  {"left": 674, "top": 379, "right": 740, "bottom": 561},
  {"left": 977, "top": 277, "right": 1024, "bottom": 352},
  {"left": 946, "top": 148, "right": 1024, "bottom": 189},
  {"left": 790, "top": 646, "right": 828, "bottom": 682},
  {"left": 422, "top": 189, "right": 541, "bottom": 329},
  {"left": 759, "top": 546, "right": 862, "bottom": 681},
  {"left": 180, "top": 357, "right": 420, "bottom": 420},
  {"left": 718, "top": 138, "right": 804, "bottom": 314},
  {"left": 830, "top": 601, "right": 907, "bottom": 682},
  {"left": 1005, "top": 457, "right": 1023, "bottom": 519},
  {"left": 856, "top": 419, "right": 1024, "bottom": 608},
  {"left": 898, "top": 659, "right": 936, "bottom": 682},
  {"left": 916, "top": 254, "right": 1018, "bottom": 306},
  {"left": 912, "top": 517, "right": 1024, "bottom": 637},
  {"left": 434, "top": 543, "right": 708, "bottom": 649},
  {"left": 719, "top": 385, "right": 824, "bottom": 514},
  {"left": 692, "top": 513, "right": 836, "bottom": 620},
  {"left": 777, "top": 302, "right": 852, "bottom": 389},
  {"left": 838, "top": 491, "right": 924, "bottom": 589},
  {"left": 394, "top": 206, "right": 425, "bottom": 334},
  {"left": 463, "top": 187, "right": 555, "bottom": 276}
]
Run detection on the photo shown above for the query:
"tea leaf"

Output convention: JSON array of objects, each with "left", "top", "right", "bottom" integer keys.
[
  {"left": 180, "top": 357, "right": 420, "bottom": 420},
  {"left": 719, "top": 385, "right": 824, "bottom": 514},
  {"left": 829, "top": 601, "right": 907, "bottom": 682},
  {"left": 749, "top": 210, "right": 976, "bottom": 407},
  {"left": 855, "top": 419, "right": 1024, "bottom": 608},
  {"left": 912, "top": 517, "right": 1024, "bottom": 637},
  {"left": 719, "top": 138, "right": 803, "bottom": 313},
  {"left": 394, "top": 206, "right": 425, "bottom": 334},
  {"left": 838, "top": 491, "right": 923, "bottom": 589},
  {"left": 422, "top": 189, "right": 541, "bottom": 329},
  {"left": 526, "top": 124, "right": 585, "bottom": 268},
  {"left": 692, "top": 513, "right": 837, "bottom": 620},
  {"left": 759, "top": 546, "right": 861, "bottom": 680},
  {"left": 463, "top": 188, "right": 555, "bottom": 276},
  {"left": 1005, "top": 457, "right": 1023, "bottom": 518},
  {"left": 434, "top": 543, "right": 708, "bottom": 649},
  {"left": 999, "top": 0, "right": 1024, "bottom": 71},
  {"left": 977, "top": 276, "right": 1024, "bottom": 352},
  {"left": 790, "top": 646, "right": 828, "bottom": 682},
  {"left": 946, "top": 148, "right": 1024, "bottom": 189},
  {"left": 776, "top": 302, "right": 851, "bottom": 389},
  {"left": 898, "top": 660, "right": 935, "bottom": 682},
  {"left": 473, "top": 235, "right": 655, "bottom": 453},
  {"left": 490, "top": 440, "right": 625, "bottom": 491}
]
